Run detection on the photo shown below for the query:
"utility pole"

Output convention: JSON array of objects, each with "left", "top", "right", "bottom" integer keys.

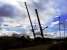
[
  {"left": 59, "top": 16, "right": 61, "bottom": 39},
  {"left": 63, "top": 18, "right": 65, "bottom": 38},
  {"left": 25, "top": 2, "right": 35, "bottom": 38},
  {"left": 35, "top": 9, "right": 44, "bottom": 38}
]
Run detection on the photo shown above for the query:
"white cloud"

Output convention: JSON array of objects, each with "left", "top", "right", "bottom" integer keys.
[
  {"left": 2, "top": 17, "right": 27, "bottom": 27},
  {"left": 0, "top": 0, "right": 67, "bottom": 38},
  {"left": 50, "top": 21, "right": 59, "bottom": 27}
]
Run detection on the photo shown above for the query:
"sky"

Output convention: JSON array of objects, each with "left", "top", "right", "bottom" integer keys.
[{"left": 0, "top": 0, "right": 67, "bottom": 38}]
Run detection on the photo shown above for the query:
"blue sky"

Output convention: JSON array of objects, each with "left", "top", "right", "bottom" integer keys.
[{"left": 0, "top": 0, "right": 67, "bottom": 38}]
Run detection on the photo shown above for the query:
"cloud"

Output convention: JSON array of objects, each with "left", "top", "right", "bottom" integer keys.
[
  {"left": 19, "top": 0, "right": 64, "bottom": 25},
  {"left": 0, "top": 4, "right": 14, "bottom": 16},
  {"left": 0, "top": 0, "right": 26, "bottom": 17},
  {"left": 49, "top": 21, "right": 59, "bottom": 27},
  {"left": 0, "top": 0, "right": 67, "bottom": 38}
]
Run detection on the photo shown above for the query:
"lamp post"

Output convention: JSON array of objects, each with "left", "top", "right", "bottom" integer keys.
[
  {"left": 25, "top": 2, "right": 35, "bottom": 38},
  {"left": 35, "top": 9, "right": 44, "bottom": 38}
]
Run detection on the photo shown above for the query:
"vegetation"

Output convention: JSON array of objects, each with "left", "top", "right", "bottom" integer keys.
[{"left": 0, "top": 35, "right": 66, "bottom": 50}]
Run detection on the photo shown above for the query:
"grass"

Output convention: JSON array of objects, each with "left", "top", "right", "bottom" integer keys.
[
  {"left": 0, "top": 36, "right": 66, "bottom": 50},
  {"left": 9, "top": 44, "right": 52, "bottom": 50}
]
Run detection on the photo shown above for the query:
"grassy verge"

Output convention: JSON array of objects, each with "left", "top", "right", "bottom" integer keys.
[{"left": 9, "top": 44, "right": 52, "bottom": 50}]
